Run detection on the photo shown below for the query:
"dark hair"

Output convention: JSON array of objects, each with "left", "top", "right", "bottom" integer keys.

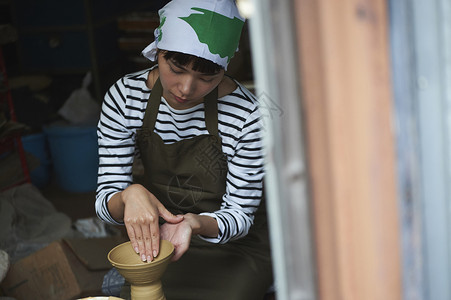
[{"left": 160, "top": 50, "right": 223, "bottom": 74}]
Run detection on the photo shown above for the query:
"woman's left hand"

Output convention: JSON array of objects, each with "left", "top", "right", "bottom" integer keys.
[
  {"left": 160, "top": 215, "right": 194, "bottom": 261},
  {"left": 160, "top": 213, "right": 219, "bottom": 261}
]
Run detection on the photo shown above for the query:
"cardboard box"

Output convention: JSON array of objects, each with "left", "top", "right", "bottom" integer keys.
[{"left": 0, "top": 236, "right": 127, "bottom": 300}]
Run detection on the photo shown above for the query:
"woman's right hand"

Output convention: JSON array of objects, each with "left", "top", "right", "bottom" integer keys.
[{"left": 120, "top": 184, "right": 183, "bottom": 262}]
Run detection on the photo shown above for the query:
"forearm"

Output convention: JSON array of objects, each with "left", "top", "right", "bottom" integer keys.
[
  {"left": 107, "top": 188, "right": 219, "bottom": 238},
  {"left": 184, "top": 213, "right": 218, "bottom": 238},
  {"left": 107, "top": 191, "right": 125, "bottom": 222}
]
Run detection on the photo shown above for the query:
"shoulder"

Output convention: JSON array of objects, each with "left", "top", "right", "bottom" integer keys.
[
  {"left": 103, "top": 69, "right": 153, "bottom": 116},
  {"left": 219, "top": 78, "right": 259, "bottom": 109},
  {"left": 217, "top": 79, "right": 262, "bottom": 132},
  {"left": 121, "top": 68, "right": 154, "bottom": 89},
  {"left": 105, "top": 68, "right": 153, "bottom": 103},
  {"left": 218, "top": 76, "right": 237, "bottom": 98},
  {"left": 105, "top": 69, "right": 152, "bottom": 100}
]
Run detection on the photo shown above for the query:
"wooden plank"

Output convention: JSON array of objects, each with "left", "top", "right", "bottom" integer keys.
[{"left": 293, "top": 0, "right": 402, "bottom": 299}]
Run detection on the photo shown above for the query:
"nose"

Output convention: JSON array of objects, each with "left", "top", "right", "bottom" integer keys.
[{"left": 178, "top": 75, "right": 194, "bottom": 97}]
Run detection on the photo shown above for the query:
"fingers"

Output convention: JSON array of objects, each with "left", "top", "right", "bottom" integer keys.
[
  {"left": 121, "top": 187, "right": 180, "bottom": 262},
  {"left": 159, "top": 221, "right": 191, "bottom": 262},
  {"left": 159, "top": 205, "right": 184, "bottom": 224},
  {"left": 125, "top": 214, "right": 159, "bottom": 262},
  {"left": 141, "top": 215, "right": 161, "bottom": 260},
  {"left": 133, "top": 224, "right": 146, "bottom": 261},
  {"left": 125, "top": 224, "right": 139, "bottom": 254},
  {"left": 172, "top": 242, "right": 189, "bottom": 261}
]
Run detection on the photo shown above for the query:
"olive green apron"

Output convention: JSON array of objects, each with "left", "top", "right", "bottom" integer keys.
[{"left": 123, "top": 78, "right": 272, "bottom": 300}]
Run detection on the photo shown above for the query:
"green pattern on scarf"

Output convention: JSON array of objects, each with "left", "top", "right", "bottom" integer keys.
[
  {"left": 179, "top": 8, "right": 244, "bottom": 62},
  {"left": 157, "top": 15, "right": 167, "bottom": 42}
]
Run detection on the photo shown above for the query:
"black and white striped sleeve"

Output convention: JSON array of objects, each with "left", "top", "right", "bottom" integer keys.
[
  {"left": 95, "top": 78, "right": 138, "bottom": 225},
  {"left": 200, "top": 104, "right": 265, "bottom": 244}
]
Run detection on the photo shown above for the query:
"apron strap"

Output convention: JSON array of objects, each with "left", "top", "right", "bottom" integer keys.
[
  {"left": 204, "top": 86, "right": 219, "bottom": 138},
  {"left": 143, "top": 76, "right": 219, "bottom": 138},
  {"left": 143, "top": 77, "right": 163, "bottom": 132}
]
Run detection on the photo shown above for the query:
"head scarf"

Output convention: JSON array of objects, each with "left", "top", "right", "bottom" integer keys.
[{"left": 142, "top": 0, "right": 245, "bottom": 70}]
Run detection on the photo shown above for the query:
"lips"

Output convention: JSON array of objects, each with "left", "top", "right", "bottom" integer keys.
[{"left": 174, "top": 95, "right": 188, "bottom": 104}]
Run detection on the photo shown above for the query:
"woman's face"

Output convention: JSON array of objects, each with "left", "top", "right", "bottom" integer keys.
[{"left": 158, "top": 52, "right": 225, "bottom": 110}]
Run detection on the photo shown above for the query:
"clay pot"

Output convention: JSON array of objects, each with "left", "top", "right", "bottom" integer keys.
[{"left": 108, "top": 240, "right": 174, "bottom": 300}]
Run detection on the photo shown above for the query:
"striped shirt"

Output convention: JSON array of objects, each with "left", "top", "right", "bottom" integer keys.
[{"left": 95, "top": 68, "right": 264, "bottom": 244}]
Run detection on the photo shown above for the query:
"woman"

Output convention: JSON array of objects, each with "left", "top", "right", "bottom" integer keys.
[{"left": 96, "top": 0, "right": 272, "bottom": 299}]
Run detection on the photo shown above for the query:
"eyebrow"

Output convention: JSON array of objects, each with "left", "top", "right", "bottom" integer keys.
[{"left": 170, "top": 59, "right": 220, "bottom": 76}]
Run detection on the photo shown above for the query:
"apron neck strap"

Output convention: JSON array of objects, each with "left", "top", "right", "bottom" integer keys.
[
  {"left": 204, "top": 86, "right": 219, "bottom": 137},
  {"left": 143, "top": 77, "right": 163, "bottom": 132},
  {"left": 143, "top": 76, "right": 220, "bottom": 138}
]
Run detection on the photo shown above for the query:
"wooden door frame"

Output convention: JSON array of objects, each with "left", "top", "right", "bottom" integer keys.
[
  {"left": 246, "top": 0, "right": 402, "bottom": 298},
  {"left": 294, "top": 0, "right": 402, "bottom": 299}
]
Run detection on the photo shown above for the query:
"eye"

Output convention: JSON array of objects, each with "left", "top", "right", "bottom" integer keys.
[
  {"left": 169, "top": 65, "right": 183, "bottom": 74},
  {"left": 200, "top": 77, "right": 215, "bottom": 83}
]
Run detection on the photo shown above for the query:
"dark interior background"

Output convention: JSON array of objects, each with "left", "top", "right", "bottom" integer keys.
[{"left": 1, "top": 0, "right": 254, "bottom": 134}]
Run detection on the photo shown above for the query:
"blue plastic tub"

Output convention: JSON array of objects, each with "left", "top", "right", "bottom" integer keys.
[
  {"left": 21, "top": 132, "right": 51, "bottom": 188},
  {"left": 44, "top": 125, "right": 98, "bottom": 193}
]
